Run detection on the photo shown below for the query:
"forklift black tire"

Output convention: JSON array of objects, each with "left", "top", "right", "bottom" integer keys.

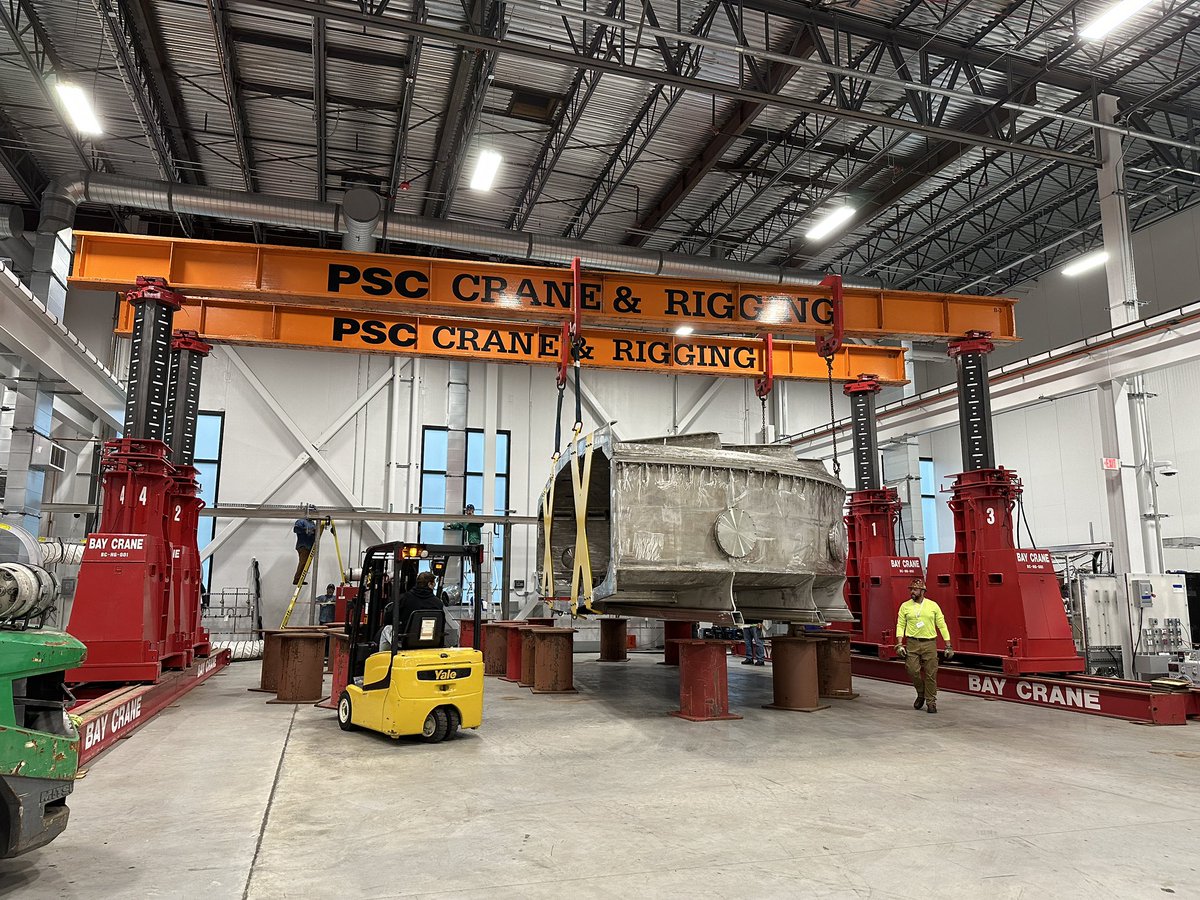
[
  {"left": 446, "top": 706, "right": 462, "bottom": 737},
  {"left": 337, "top": 691, "right": 356, "bottom": 731},
  {"left": 419, "top": 707, "right": 450, "bottom": 743}
]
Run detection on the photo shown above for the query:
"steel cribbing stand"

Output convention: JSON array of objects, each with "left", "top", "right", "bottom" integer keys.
[
  {"left": 836, "top": 375, "right": 922, "bottom": 657},
  {"left": 925, "top": 331, "right": 1084, "bottom": 675},
  {"left": 164, "top": 330, "right": 214, "bottom": 668}
]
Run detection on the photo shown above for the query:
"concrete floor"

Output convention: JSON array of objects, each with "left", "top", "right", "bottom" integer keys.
[{"left": 3, "top": 654, "right": 1198, "bottom": 899}]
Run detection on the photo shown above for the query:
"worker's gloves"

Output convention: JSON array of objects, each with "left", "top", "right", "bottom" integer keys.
[
  {"left": 894, "top": 644, "right": 907, "bottom": 658},
  {"left": 943, "top": 645, "right": 954, "bottom": 660}
]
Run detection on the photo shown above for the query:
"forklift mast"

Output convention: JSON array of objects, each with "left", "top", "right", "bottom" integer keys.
[{"left": 344, "top": 542, "right": 484, "bottom": 681}]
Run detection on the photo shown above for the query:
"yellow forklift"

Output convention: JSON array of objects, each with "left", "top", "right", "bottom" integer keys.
[{"left": 337, "top": 542, "right": 484, "bottom": 742}]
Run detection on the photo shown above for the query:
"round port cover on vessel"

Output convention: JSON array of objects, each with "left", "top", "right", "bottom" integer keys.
[{"left": 714, "top": 508, "right": 757, "bottom": 558}]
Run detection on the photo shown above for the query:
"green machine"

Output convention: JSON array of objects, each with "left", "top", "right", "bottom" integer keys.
[{"left": 0, "top": 561, "right": 86, "bottom": 858}]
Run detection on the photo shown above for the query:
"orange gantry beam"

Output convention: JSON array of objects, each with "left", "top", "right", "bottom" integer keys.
[
  {"left": 115, "top": 299, "right": 909, "bottom": 383},
  {"left": 72, "top": 232, "right": 1018, "bottom": 342}
]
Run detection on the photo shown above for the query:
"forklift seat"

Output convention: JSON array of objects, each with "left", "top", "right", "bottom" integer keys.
[{"left": 400, "top": 609, "right": 445, "bottom": 650}]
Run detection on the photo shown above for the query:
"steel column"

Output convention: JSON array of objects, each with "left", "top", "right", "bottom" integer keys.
[{"left": 1097, "top": 93, "right": 1158, "bottom": 576}]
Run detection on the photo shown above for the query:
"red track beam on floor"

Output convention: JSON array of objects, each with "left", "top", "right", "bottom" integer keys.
[
  {"left": 74, "top": 649, "right": 232, "bottom": 764},
  {"left": 851, "top": 655, "right": 1197, "bottom": 725}
]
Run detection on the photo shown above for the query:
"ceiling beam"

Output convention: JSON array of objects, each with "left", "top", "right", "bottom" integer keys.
[
  {"left": 229, "top": 25, "right": 408, "bottom": 70},
  {"left": 0, "top": 108, "right": 50, "bottom": 204},
  {"left": 0, "top": 0, "right": 122, "bottom": 226},
  {"left": 91, "top": 0, "right": 200, "bottom": 235},
  {"left": 623, "top": 21, "right": 816, "bottom": 248},
  {"left": 783, "top": 82, "right": 1042, "bottom": 269},
  {"left": 254, "top": 0, "right": 1099, "bottom": 168},
  {"left": 204, "top": 0, "right": 262, "bottom": 242},
  {"left": 506, "top": 0, "right": 623, "bottom": 231},
  {"left": 737, "top": 0, "right": 1200, "bottom": 122},
  {"left": 386, "top": 0, "right": 424, "bottom": 205},
  {"left": 812, "top": 7, "right": 1200, "bottom": 282},
  {"left": 313, "top": 13, "right": 327, "bottom": 204},
  {"left": 423, "top": 0, "right": 505, "bottom": 219},
  {"left": 239, "top": 80, "right": 398, "bottom": 114}
]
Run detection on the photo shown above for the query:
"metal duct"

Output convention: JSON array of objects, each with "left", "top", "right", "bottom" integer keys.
[
  {"left": 340, "top": 187, "right": 382, "bottom": 252},
  {"left": 38, "top": 174, "right": 879, "bottom": 288},
  {"left": 0, "top": 204, "right": 23, "bottom": 239}
]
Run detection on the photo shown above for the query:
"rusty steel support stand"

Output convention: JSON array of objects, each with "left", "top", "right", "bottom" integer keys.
[
  {"left": 482, "top": 622, "right": 511, "bottom": 676},
  {"left": 268, "top": 632, "right": 327, "bottom": 703},
  {"left": 764, "top": 637, "right": 829, "bottom": 712},
  {"left": 251, "top": 629, "right": 287, "bottom": 693},
  {"left": 459, "top": 617, "right": 486, "bottom": 654},
  {"left": 599, "top": 617, "right": 629, "bottom": 661},
  {"left": 661, "top": 621, "right": 693, "bottom": 665},
  {"left": 501, "top": 623, "right": 526, "bottom": 682},
  {"left": 671, "top": 639, "right": 742, "bottom": 721},
  {"left": 531, "top": 628, "right": 578, "bottom": 693},
  {"left": 815, "top": 633, "right": 859, "bottom": 700},
  {"left": 517, "top": 625, "right": 544, "bottom": 687},
  {"left": 252, "top": 627, "right": 320, "bottom": 693},
  {"left": 315, "top": 630, "right": 351, "bottom": 710}
]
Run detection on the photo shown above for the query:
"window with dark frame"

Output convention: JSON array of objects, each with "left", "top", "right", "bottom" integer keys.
[
  {"left": 919, "top": 457, "right": 939, "bottom": 558},
  {"left": 419, "top": 427, "right": 511, "bottom": 605},
  {"left": 194, "top": 411, "right": 224, "bottom": 591}
]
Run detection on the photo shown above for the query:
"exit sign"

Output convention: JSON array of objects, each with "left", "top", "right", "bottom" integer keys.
[{"left": 1102, "top": 457, "right": 1121, "bottom": 471}]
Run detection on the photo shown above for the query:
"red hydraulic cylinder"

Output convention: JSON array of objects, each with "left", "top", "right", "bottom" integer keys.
[
  {"left": 925, "top": 333, "right": 1083, "bottom": 675},
  {"left": 836, "top": 375, "right": 923, "bottom": 658}
]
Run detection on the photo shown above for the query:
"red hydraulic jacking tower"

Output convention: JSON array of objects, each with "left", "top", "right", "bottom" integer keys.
[
  {"left": 837, "top": 375, "right": 923, "bottom": 657},
  {"left": 924, "top": 332, "right": 1084, "bottom": 675},
  {"left": 68, "top": 278, "right": 214, "bottom": 683}
]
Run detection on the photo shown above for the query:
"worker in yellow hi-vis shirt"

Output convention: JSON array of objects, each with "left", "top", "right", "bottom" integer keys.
[{"left": 895, "top": 578, "right": 953, "bottom": 714}]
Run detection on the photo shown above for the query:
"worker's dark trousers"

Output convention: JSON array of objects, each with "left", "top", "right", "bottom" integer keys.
[
  {"left": 905, "top": 638, "right": 938, "bottom": 703},
  {"left": 293, "top": 546, "right": 312, "bottom": 585}
]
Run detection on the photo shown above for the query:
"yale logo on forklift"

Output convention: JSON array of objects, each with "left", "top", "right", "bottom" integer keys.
[{"left": 418, "top": 667, "right": 471, "bottom": 681}]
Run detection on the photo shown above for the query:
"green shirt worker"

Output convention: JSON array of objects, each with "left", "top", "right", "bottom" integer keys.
[{"left": 895, "top": 578, "right": 953, "bottom": 714}]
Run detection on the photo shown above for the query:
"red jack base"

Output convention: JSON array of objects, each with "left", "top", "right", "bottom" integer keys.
[
  {"left": 670, "top": 639, "right": 742, "bottom": 722},
  {"left": 72, "top": 649, "right": 231, "bottom": 765}
]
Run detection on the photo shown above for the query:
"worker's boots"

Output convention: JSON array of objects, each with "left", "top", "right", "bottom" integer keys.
[
  {"left": 926, "top": 702, "right": 938, "bottom": 714},
  {"left": 913, "top": 694, "right": 925, "bottom": 710}
]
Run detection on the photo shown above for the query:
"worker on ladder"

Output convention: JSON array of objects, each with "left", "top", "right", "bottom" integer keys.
[{"left": 292, "top": 509, "right": 317, "bottom": 585}]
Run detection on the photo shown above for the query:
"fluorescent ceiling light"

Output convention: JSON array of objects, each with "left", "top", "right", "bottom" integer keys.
[
  {"left": 55, "top": 82, "right": 103, "bottom": 135},
  {"left": 1079, "top": 0, "right": 1152, "bottom": 40},
  {"left": 805, "top": 205, "right": 855, "bottom": 241},
  {"left": 470, "top": 149, "right": 502, "bottom": 191},
  {"left": 674, "top": 325, "right": 695, "bottom": 337},
  {"left": 1062, "top": 250, "right": 1109, "bottom": 277}
]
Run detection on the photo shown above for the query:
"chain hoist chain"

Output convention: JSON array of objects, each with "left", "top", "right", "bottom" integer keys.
[
  {"left": 761, "top": 396, "right": 768, "bottom": 440},
  {"left": 826, "top": 356, "right": 841, "bottom": 479}
]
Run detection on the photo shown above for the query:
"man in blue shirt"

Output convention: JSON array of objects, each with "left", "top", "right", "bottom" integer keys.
[
  {"left": 318, "top": 583, "right": 337, "bottom": 625},
  {"left": 293, "top": 516, "right": 316, "bottom": 585}
]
